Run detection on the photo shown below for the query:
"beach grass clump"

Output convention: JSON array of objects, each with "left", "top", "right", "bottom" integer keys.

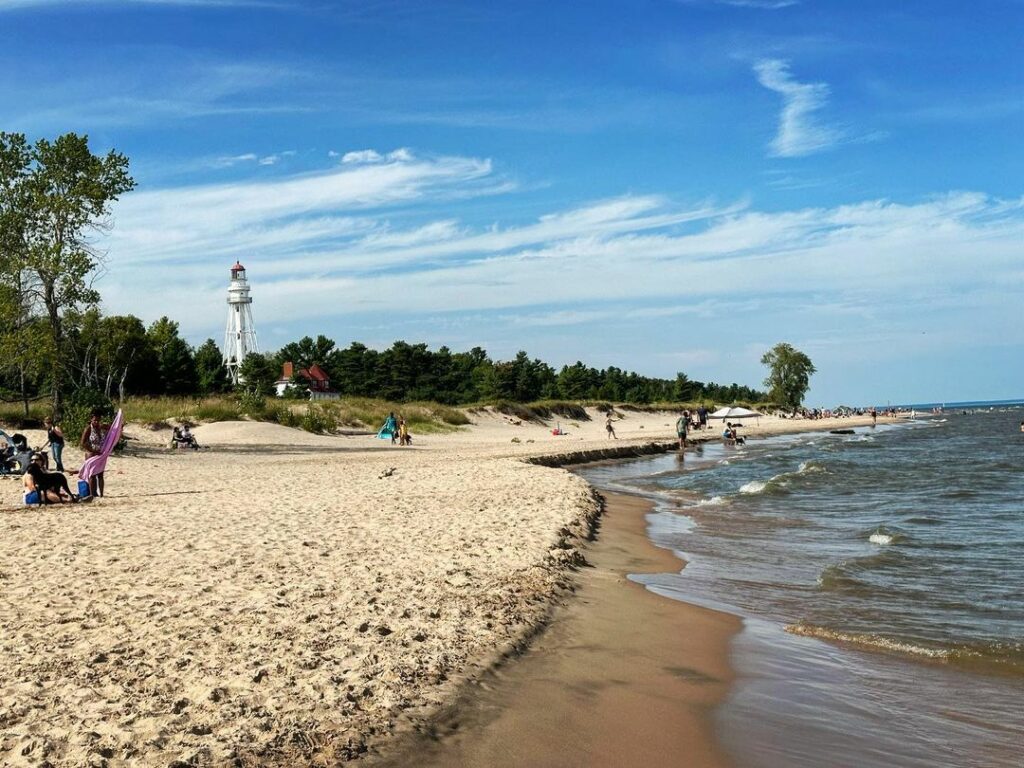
[
  {"left": 120, "top": 396, "right": 245, "bottom": 425},
  {"left": 7, "top": 393, "right": 470, "bottom": 437}
]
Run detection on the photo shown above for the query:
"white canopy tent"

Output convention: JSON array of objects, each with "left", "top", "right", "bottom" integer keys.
[{"left": 710, "top": 406, "right": 763, "bottom": 421}]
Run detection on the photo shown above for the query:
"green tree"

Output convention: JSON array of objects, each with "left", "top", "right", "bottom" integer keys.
[
  {"left": 194, "top": 338, "right": 229, "bottom": 394},
  {"left": 275, "top": 334, "right": 336, "bottom": 370},
  {"left": 238, "top": 352, "right": 279, "bottom": 397},
  {"left": 761, "top": 343, "right": 816, "bottom": 410},
  {"left": 75, "top": 312, "right": 150, "bottom": 400},
  {"left": 147, "top": 317, "right": 197, "bottom": 395},
  {"left": 0, "top": 132, "right": 134, "bottom": 417},
  {"left": 0, "top": 272, "right": 52, "bottom": 416}
]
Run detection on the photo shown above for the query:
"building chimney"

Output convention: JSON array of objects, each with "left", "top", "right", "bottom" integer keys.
[{"left": 282, "top": 361, "right": 294, "bottom": 379}]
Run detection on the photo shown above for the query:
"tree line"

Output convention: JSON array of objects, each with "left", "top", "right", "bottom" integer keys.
[
  {"left": 237, "top": 337, "right": 767, "bottom": 405},
  {"left": 4, "top": 131, "right": 811, "bottom": 421}
]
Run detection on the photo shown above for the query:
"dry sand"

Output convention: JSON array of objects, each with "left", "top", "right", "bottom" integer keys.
[{"left": 0, "top": 408, "right": 879, "bottom": 766}]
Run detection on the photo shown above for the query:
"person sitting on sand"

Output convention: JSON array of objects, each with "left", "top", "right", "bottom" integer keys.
[
  {"left": 172, "top": 425, "right": 200, "bottom": 451},
  {"left": 23, "top": 453, "right": 76, "bottom": 505},
  {"left": 606, "top": 413, "right": 617, "bottom": 439}
]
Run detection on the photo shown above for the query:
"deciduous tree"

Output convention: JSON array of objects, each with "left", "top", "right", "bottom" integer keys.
[
  {"left": 761, "top": 343, "right": 816, "bottom": 410},
  {"left": 0, "top": 132, "right": 134, "bottom": 416}
]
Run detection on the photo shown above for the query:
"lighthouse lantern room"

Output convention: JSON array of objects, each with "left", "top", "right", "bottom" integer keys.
[{"left": 222, "top": 261, "right": 259, "bottom": 385}]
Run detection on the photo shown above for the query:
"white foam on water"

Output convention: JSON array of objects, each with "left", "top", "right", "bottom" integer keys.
[
  {"left": 786, "top": 624, "right": 951, "bottom": 660},
  {"left": 869, "top": 533, "right": 894, "bottom": 545},
  {"left": 740, "top": 480, "right": 767, "bottom": 494},
  {"left": 797, "top": 461, "right": 824, "bottom": 474},
  {"left": 697, "top": 495, "right": 726, "bottom": 506}
]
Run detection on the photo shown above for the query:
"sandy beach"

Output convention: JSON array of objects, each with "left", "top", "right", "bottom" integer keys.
[{"left": 0, "top": 408, "right": 878, "bottom": 766}]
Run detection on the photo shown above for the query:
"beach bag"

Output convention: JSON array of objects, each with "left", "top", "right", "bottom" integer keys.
[{"left": 78, "top": 479, "right": 93, "bottom": 500}]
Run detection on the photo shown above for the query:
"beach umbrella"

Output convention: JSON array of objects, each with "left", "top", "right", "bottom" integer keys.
[{"left": 709, "top": 406, "right": 763, "bottom": 421}]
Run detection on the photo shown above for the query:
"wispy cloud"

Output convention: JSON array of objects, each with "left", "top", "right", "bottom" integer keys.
[
  {"left": 754, "top": 59, "right": 842, "bottom": 157},
  {"left": 91, "top": 150, "right": 1024, "bottom": 370},
  {"left": 718, "top": 0, "right": 797, "bottom": 7},
  {"left": 675, "top": 0, "right": 797, "bottom": 9}
]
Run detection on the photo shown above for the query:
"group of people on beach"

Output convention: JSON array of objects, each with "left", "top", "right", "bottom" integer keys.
[
  {"left": 380, "top": 412, "right": 411, "bottom": 446},
  {"left": 9, "top": 411, "right": 111, "bottom": 506}
]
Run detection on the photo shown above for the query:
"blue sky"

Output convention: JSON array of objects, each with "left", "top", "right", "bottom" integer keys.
[{"left": 1, "top": 0, "right": 1021, "bottom": 404}]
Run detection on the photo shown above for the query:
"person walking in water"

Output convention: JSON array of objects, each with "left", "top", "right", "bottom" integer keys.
[
  {"left": 605, "top": 412, "right": 617, "bottom": 439},
  {"left": 676, "top": 411, "right": 689, "bottom": 451}
]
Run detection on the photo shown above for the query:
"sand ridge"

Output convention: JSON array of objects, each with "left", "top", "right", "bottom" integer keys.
[{"left": 0, "top": 408, "right": 879, "bottom": 766}]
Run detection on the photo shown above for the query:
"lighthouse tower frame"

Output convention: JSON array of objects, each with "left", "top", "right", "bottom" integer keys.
[{"left": 222, "top": 261, "right": 259, "bottom": 385}]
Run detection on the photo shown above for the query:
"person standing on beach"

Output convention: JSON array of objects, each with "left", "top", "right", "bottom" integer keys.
[
  {"left": 43, "top": 417, "right": 66, "bottom": 472},
  {"left": 697, "top": 405, "right": 708, "bottom": 431},
  {"left": 676, "top": 412, "right": 688, "bottom": 450},
  {"left": 605, "top": 413, "right": 617, "bottom": 439},
  {"left": 380, "top": 412, "right": 398, "bottom": 444},
  {"left": 79, "top": 411, "right": 109, "bottom": 497}
]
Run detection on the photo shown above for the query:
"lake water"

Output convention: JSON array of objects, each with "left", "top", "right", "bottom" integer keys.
[{"left": 578, "top": 409, "right": 1024, "bottom": 767}]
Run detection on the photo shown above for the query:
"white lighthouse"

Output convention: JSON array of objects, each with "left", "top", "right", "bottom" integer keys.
[{"left": 222, "top": 261, "right": 259, "bottom": 385}]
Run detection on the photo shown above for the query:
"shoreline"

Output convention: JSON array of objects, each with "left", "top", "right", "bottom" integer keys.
[
  {"left": 372, "top": 490, "right": 740, "bottom": 768},
  {"left": 0, "top": 410, "right": 884, "bottom": 766}
]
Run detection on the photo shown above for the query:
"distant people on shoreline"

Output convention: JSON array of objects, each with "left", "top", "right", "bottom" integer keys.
[
  {"left": 722, "top": 423, "right": 745, "bottom": 446},
  {"left": 606, "top": 413, "right": 617, "bottom": 440}
]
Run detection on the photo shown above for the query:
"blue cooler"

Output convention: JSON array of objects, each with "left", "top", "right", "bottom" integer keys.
[{"left": 78, "top": 479, "right": 92, "bottom": 499}]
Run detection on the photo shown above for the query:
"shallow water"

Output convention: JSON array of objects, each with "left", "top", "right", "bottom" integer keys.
[{"left": 579, "top": 409, "right": 1024, "bottom": 768}]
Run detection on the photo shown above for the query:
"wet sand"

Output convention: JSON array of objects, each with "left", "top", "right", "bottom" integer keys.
[{"left": 375, "top": 491, "right": 740, "bottom": 768}]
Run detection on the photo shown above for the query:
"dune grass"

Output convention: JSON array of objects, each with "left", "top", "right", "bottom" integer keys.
[{"left": 119, "top": 395, "right": 470, "bottom": 435}]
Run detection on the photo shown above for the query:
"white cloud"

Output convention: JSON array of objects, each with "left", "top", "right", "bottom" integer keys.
[
  {"left": 719, "top": 0, "right": 797, "bottom": 7},
  {"left": 754, "top": 59, "right": 842, "bottom": 157},
  {"left": 92, "top": 149, "right": 1024, "bottom": 364},
  {"left": 341, "top": 149, "right": 384, "bottom": 164},
  {"left": 211, "top": 153, "right": 258, "bottom": 168}
]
